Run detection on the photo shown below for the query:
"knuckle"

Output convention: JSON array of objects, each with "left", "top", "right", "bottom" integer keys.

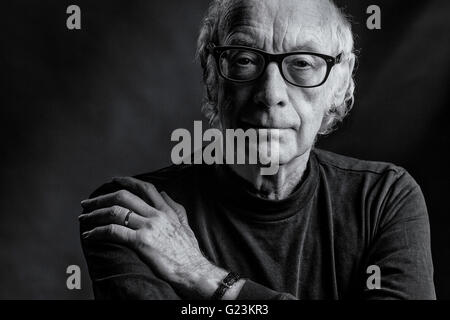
[
  {"left": 106, "top": 224, "right": 115, "bottom": 235},
  {"left": 135, "top": 233, "right": 148, "bottom": 250},
  {"left": 110, "top": 206, "right": 120, "bottom": 217},
  {"left": 155, "top": 211, "right": 166, "bottom": 222},
  {"left": 152, "top": 214, "right": 162, "bottom": 224},
  {"left": 113, "top": 191, "right": 122, "bottom": 202},
  {"left": 115, "top": 190, "right": 128, "bottom": 202},
  {"left": 144, "top": 219, "right": 153, "bottom": 230},
  {"left": 143, "top": 182, "right": 156, "bottom": 193},
  {"left": 160, "top": 204, "right": 171, "bottom": 213},
  {"left": 175, "top": 205, "right": 186, "bottom": 215},
  {"left": 150, "top": 215, "right": 163, "bottom": 228},
  {"left": 125, "top": 230, "right": 134, "bottom": 245}
]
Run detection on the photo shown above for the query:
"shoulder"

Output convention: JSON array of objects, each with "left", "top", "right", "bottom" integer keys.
[
  {"left": 312, "top": 148, "right": 427, "bottom": 224},
  {"left": 313, "top": 148, "right": 404, "bottom": 176},
  {"left": 311, "top": 148, "right": 420, "bottom": 190},
  {"left": 87, "top": 163, "right": 203, "bottom": 199},
  {"left": 135, "top": 163, "right": 199, "bottom": 186}
]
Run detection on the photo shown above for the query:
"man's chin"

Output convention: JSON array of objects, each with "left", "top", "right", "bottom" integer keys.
[
  {"left": 262, "top": 141, "right": 311, "bottom": 166},
  {"left": 250, "top": 141, "right": 300, "bottom": 166}
]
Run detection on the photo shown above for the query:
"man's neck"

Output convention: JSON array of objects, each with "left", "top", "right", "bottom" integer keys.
[{"left": 228, "top": 149, "right": 311, "bottom": 200}]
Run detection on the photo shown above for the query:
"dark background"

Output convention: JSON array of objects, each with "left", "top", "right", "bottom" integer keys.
[{"left": 1, "top": 0, "right": 449, "bottom": 299}]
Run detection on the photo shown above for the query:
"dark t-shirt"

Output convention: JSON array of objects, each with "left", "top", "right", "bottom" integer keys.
[{"left": 80, "top": 148, "right": 435, "bottom": 299}]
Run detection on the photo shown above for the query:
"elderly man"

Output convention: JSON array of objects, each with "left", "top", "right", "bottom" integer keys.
[{"left": 79, "top": 0, "right": 435, "bottom": 299}]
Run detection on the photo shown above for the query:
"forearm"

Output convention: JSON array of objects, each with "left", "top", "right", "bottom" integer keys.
[
  {"left": 81, "top": 239, "right": 182, "bottom": 300},
  {"left": 81, "top": 179, "right": 294, "bottom": 300},
  {"left": 173, "top": 260, "right": 297, "bottom": 300}
]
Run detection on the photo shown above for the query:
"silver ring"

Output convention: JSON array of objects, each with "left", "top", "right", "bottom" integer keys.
[{"left": 124, "top": 210, "right": 133, "bottom": 227}]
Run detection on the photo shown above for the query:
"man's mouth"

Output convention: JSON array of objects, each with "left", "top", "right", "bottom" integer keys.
[{"left": 237, "top": 120, "right": 289, "bottom": 130}]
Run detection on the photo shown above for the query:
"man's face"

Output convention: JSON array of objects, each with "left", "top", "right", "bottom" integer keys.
[{"left": 216, "top": 0, "right": 344, "bottom": 164}]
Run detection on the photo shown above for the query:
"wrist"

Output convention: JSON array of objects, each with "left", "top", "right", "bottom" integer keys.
[
  {"left": 189, "top": 262, "right": 229, "bottom": 298},
  {"left": 187, "top": 263, "right": 246, "bottom": 300},
  {"left": 170, "top": 258, "right": 224, "bottom": 298},
  {"left": 178, "top": 259, "right": 245, "bottom": 299},
  {"left": 211, "top": 271, "right": 242, "bottom": 300}
]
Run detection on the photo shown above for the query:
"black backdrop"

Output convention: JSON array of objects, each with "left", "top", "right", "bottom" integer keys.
[{"left": 1, "top": 0, "right": 449, "bottom": 299}]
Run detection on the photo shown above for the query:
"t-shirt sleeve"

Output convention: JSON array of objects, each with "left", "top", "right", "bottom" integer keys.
[
  {"left": 80, "top": 182, "right": 181, "bottom": 300},
  {"left": 237, "top": 280, "right": 297, "bottom": 300},
  {"left": 361, "top": 169, "right": 436, "bottom": 299}
]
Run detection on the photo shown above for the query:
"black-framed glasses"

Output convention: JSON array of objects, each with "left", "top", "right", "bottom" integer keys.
[{"left": 208, "top": 43, "right": 343, "bottom": 88}]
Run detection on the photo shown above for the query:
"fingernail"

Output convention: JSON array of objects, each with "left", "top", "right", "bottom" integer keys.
[
  {"left": 78, "top": 214, "right": 86, "bottom": 220},
  {"left": 82, "top": 231, "right": 89, "bottom": 239},
  {"left": 80, "top": 200, "right": 88, "bottom": 207}
]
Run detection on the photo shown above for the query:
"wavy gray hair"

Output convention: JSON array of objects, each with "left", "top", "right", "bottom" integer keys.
[{"left": 196, "top": 0, "right": 356, "bottom": 135}]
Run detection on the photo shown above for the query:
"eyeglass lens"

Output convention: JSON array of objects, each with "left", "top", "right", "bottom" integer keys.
[{"left": 219, "top": 49, "right": 328, "bottom": 87}]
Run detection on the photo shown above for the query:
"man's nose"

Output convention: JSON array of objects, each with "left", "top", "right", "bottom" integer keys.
[{"left": 253, "top": 62, "right": 288, "bottom": 108}]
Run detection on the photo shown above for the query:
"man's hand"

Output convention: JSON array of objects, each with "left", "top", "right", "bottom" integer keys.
[{"left": 79, "top": 176, "right": 244, "bottom": 299}]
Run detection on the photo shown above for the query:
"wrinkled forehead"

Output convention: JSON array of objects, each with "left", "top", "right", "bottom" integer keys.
[{"left": 218, "top": 0, "right": 337, "bottom": 54}]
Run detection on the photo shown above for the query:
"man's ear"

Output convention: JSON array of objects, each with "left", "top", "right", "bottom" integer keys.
[{"left": 333, "top": 54, "right": 355, "bottom": 105}]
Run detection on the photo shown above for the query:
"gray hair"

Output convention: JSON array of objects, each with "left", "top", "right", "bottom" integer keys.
[{"left": 196, "top": 0, "right": 356, "bottom": 135}]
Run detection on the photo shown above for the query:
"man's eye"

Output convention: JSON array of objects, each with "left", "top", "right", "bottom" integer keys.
[
  {"left": 234, "top": 57, "right": 254, "bottom": 67},
  {"left": 235, "top": 57, "right": 254, "bottom": 66},
  {"left": 292, "top": 60, "right": 311, "bottom": 69}
]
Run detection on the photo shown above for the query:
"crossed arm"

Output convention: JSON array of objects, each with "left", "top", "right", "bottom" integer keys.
[
  {"left": 80, "top": 174, "right": 435, "bottom": 300},
  {"left": 79, "top": 176, "right": 246, "bottom": 299}
]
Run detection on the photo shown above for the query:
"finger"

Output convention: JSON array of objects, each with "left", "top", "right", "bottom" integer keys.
[
  {"left": 81, "top": 189, "right": 159, "bottom": 218},
  {"left": 160, "top": 191, "right": 188, "bottom": 225},
  {"left": 112, "top": 177, "right": 169, "bottom": 211},
  {"left": 82, "top": 224, "right": 136, "bottom": 246},
  {"left": 79, "top": 206, "right": 146, "bottom": 230}
]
